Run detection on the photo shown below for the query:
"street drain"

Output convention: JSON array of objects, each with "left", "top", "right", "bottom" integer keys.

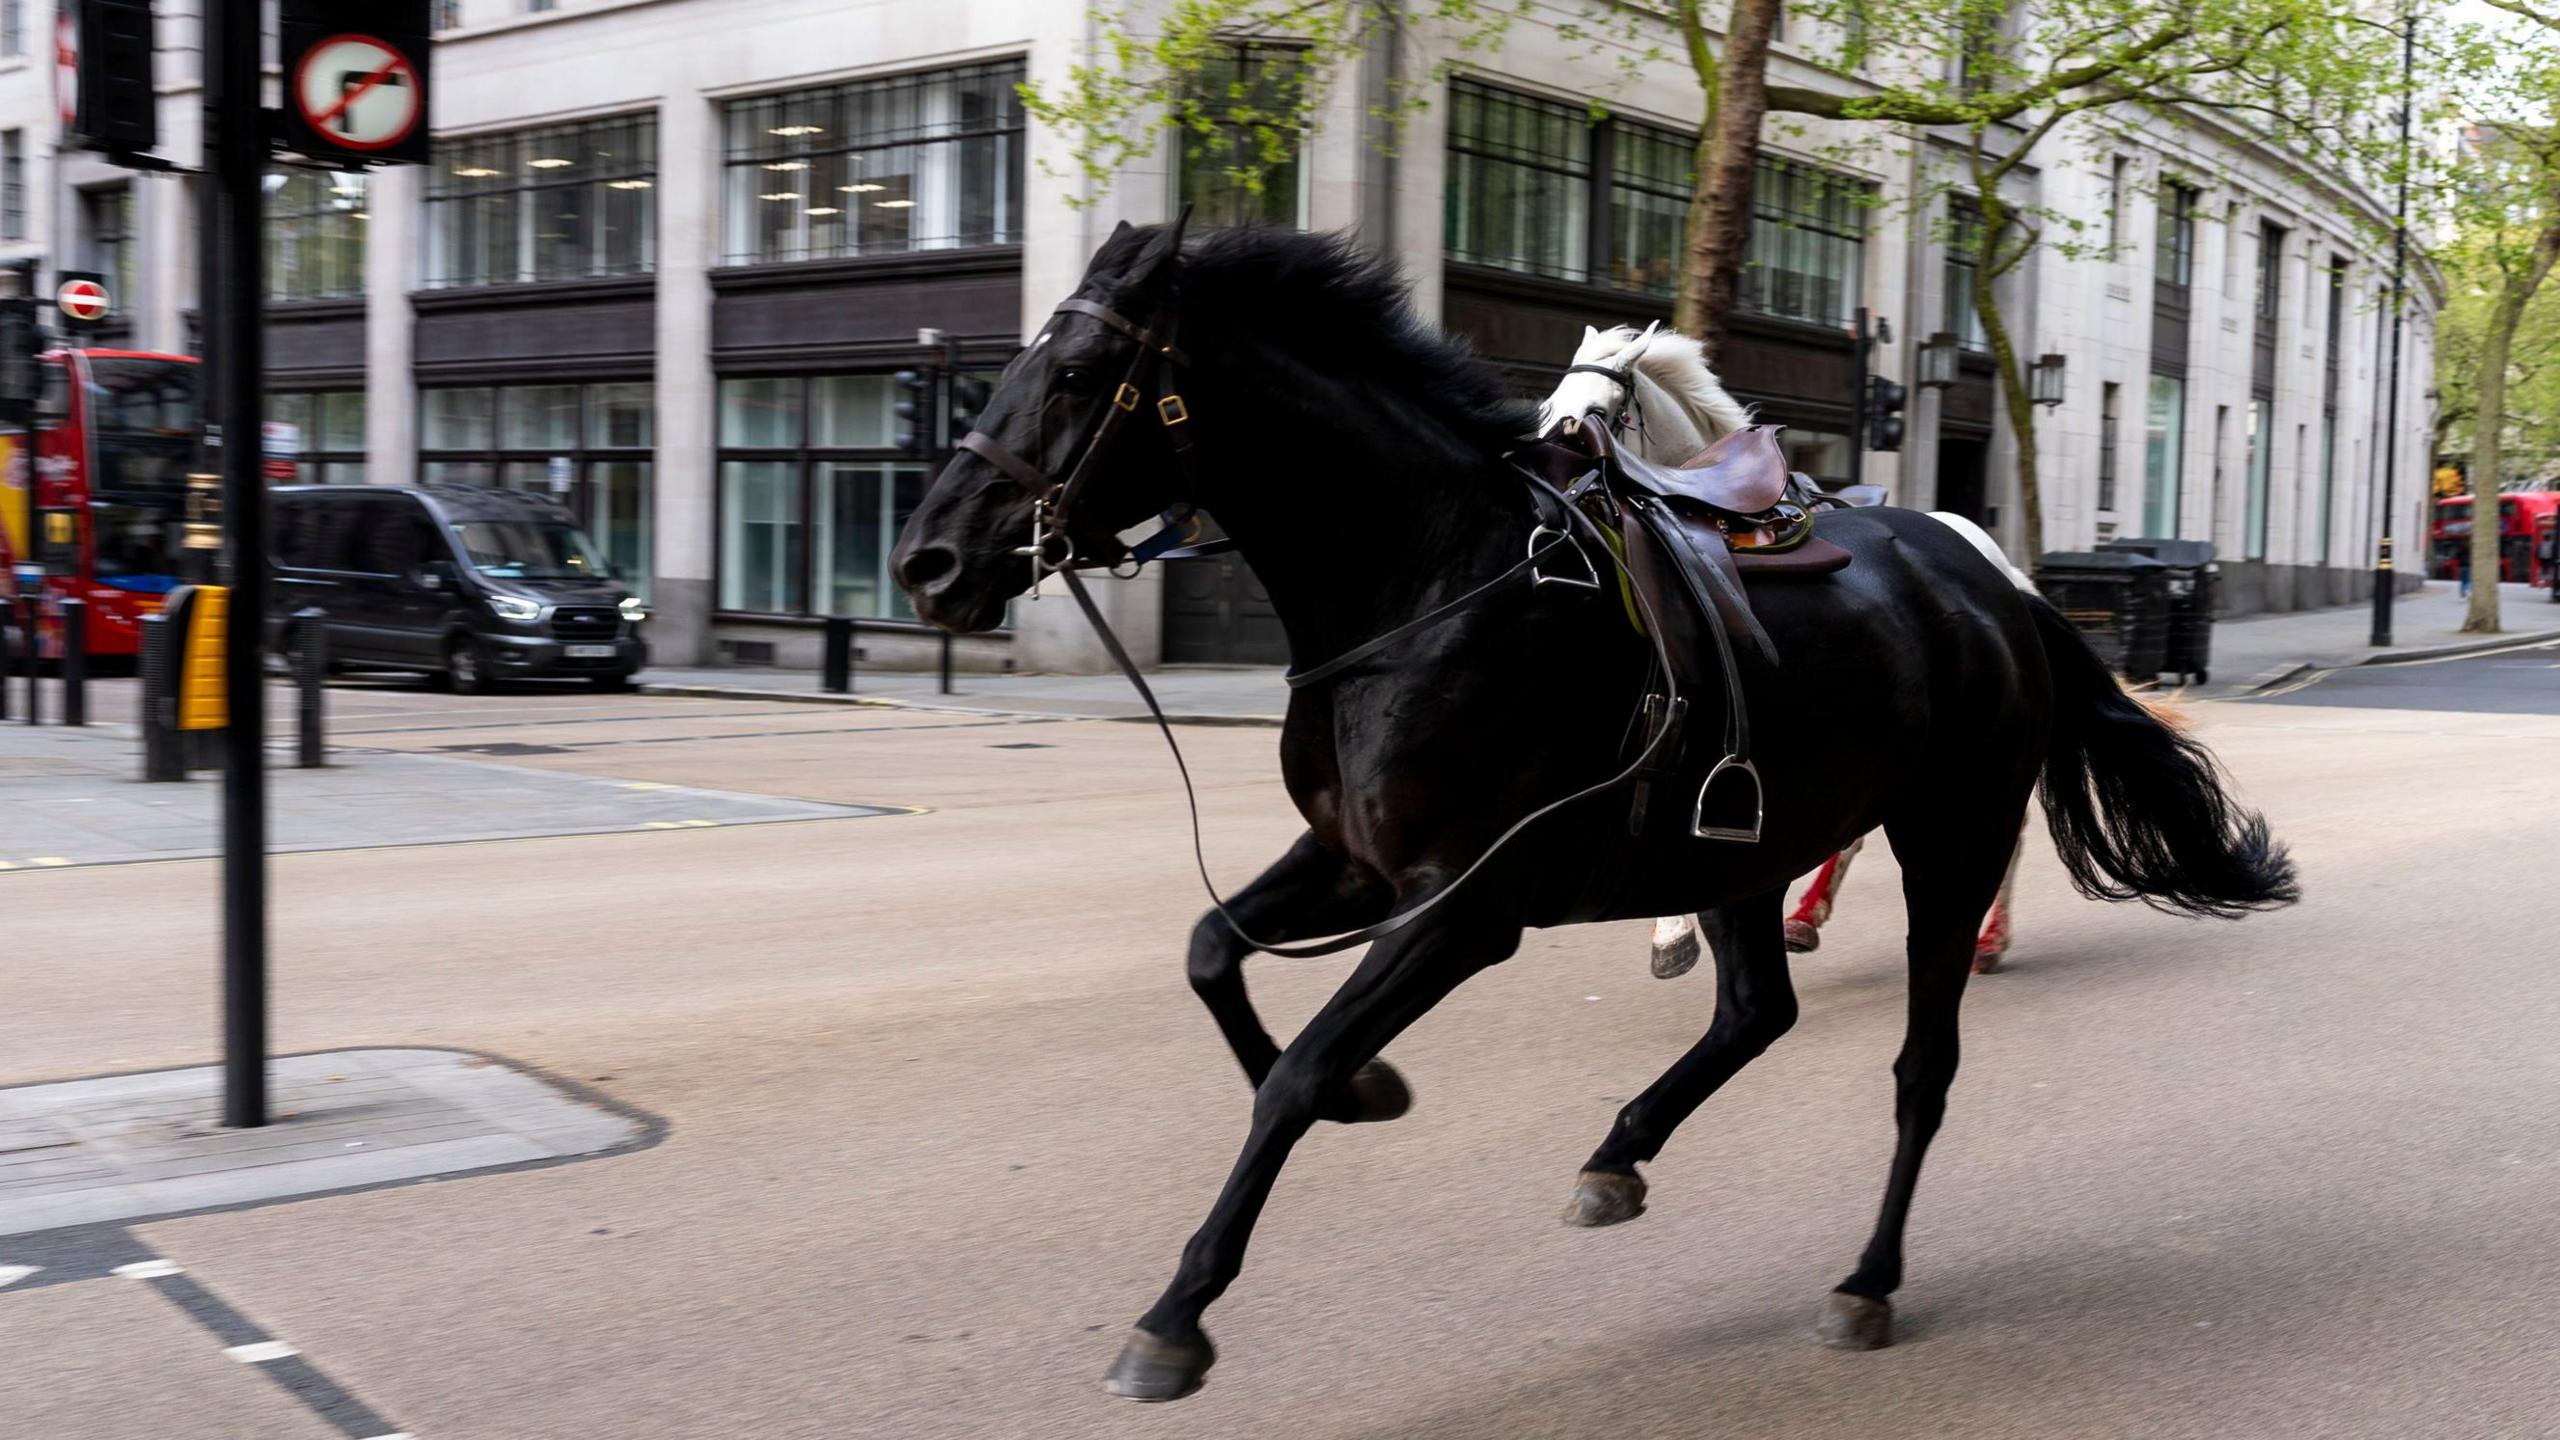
[
  {"left": 436, "top": 742, "right": 575, "bottom": 756},
  {"left": 990, "top": 743, "right": 1055, "bottom": 750}
]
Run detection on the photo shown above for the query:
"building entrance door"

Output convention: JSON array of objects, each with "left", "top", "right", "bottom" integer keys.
[
  {"left": 1162, "top": 553, "right": 1288, "bottom": 665},
  {"left": 1936, "top": 437, "right": 1989, "bottom": 523}
]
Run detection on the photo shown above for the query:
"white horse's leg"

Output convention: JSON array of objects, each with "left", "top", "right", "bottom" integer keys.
[
  {"left": 1972, "top": 826, "right": 2026, "bottom": 974},
  {"left": 1783, "top": 834, "right": 1868, "bottom": 953}
]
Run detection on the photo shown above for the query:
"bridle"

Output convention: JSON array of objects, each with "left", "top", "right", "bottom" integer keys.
[
  {"left": 1563, "top": 359, "right": 1648, "bottom": 449},
  {"left": 935, "top": 282, "right": 1689, "bottom": 959},
  {"left": 952, "top": 295, "right": 1209, "bottom": 589}
]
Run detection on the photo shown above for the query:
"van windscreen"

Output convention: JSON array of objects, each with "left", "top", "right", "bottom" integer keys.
[{"left": 453, "top": 517, "right": 610, "bottom": 581}]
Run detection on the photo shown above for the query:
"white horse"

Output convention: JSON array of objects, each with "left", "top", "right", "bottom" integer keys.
[{"left": 1541, "top": 324, "right": 2029, "bottom": 975}]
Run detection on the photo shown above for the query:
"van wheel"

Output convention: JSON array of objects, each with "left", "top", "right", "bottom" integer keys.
[{"left": 444, "top": 635, "right": 494, "bottom": 695}]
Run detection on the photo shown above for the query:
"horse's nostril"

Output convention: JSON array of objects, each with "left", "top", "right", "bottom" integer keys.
[{"left": 898, "top": 544, "right": 959, "bottom": 592}]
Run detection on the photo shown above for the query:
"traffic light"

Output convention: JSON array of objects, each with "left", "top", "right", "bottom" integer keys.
[
  {"left": 62, "top": 0, "right": 159, "bottom": 159},
  {"left": 0, "top": 296, "right": 40, "bottom": 428},
  {"left": 948, "top": 375, "right": 991, "bottom": 448},
  {"left": 1869, "top": 376, "right": 1907, "bottom": 452},
  {"left": 893, "top": 369, "right": 933, "bottom": 459}
]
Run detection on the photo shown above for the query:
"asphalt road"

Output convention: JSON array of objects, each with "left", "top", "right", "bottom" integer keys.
[{"left": 6, "top": 655, "right": 2559, "bottom": 1439}]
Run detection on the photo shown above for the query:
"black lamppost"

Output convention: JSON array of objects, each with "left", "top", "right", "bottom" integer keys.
[{"left": 2371, "top": 0, "right": 2416, "bottom": 647}]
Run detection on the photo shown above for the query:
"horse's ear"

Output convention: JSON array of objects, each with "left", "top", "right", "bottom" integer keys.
[{"left": 1582, "top": 325, "right": 1599, "bottom": 344}]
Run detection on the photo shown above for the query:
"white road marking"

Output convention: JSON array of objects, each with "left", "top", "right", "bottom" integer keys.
[
  {"left": 0, "top": 860, "right": 15, "bottom": 870},
  {"left": 642, "top": 821, "right": 682, "bottom": 829},
  {"left": 225, "top": 1341, "right": 301, "bottom": 1364},
  {"left": 0, "top": 1264, "right": 38, "bottom": 1289},
  {"left": 28, "top": 857, "right": 71, "bottom": 868},
  {"left": 112, "top": 1260, "right": 184, "bottom": 1279}
]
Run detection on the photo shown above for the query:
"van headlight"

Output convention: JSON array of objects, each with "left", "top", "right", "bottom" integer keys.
[
  {"left": 619, "top": 596, "right": 649, "bottom": 623},
  {"left": 489, "top": 595, "right": 542, "bottom": 623}
]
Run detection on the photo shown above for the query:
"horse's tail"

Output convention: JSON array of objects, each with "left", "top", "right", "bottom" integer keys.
[{"left": 2030, "top": 596, "right": 2299, "bottom": 919}]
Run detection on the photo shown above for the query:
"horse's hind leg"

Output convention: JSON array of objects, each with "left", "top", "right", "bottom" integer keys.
[
  {"left": 1187, "top": 831, "right": 1402, "bottom": 1119},
  {"left": 1106, "top": 894, "right": 1519, "bottom": 1401},
  {"left": 1565, "top": 890, "right": 1797, "bottom": 1226},
  {"left": 1820, "top": 806, "right": 2025, "bottom": 1350}
]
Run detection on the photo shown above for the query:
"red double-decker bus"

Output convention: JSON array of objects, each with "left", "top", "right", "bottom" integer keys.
[
  {"left": 0, "top": 349, "right": 200, "bottom": 659},
  {"left": 2431, "top": 490, "right": 2560, "bottom": 588}
]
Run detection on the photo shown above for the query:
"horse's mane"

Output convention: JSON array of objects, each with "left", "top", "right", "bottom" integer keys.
[
  {"left": 1591, "top": 324, "right": 1755, "bottom": 440},
  {"left": 1154, "top": 226, "right": 1537, "bottom": 448}
]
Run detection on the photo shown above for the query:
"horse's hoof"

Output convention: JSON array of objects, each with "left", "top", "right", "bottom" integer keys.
[
  {"left": 1102, "top": 1326, "right": 1216, "bottom": 1402},
  {"left": 1817, "top": 1290, "right": 1893, "bottom": 1350},
  {"left": 1972, "top": 948, "right": 2006, "bottom": 975},
  {"left": 1560, "top": 1168, "right": 1647, "bottom": 1228},
  {"left": 1324, "top": 1059, "right": 1412, "bottom": 1124},
  {"left": 1783, "top": 919, "right": 1822, "bottom": 954},
  {"left": 1651, "top": 929, "right": 1701, "bottom": 979}
]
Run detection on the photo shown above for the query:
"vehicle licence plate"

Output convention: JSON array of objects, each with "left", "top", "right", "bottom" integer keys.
[{"left": 565, "top": 644, "right": 616, "bottom": 659}]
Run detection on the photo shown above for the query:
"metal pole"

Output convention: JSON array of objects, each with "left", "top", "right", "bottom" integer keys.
[
  {"left": 939, "top": 632, "right": 954, "bottom": 695},
  {"left": 1848, "top": 308, "right": 1869, "bottom": 487},
  {"left": 17, "top": 594, "right": 36, "bottom": 726},
  {"left": 210, "top": 0, "right": 269, "bottom": 1130},
  {"left": 140, "top": 613, "right": 182, "bottom": 782},
  {"left": 59, "top": 596, "right": 84, "bottom": 727},
  {"left": 2370, "top": 0, "right": 2415, "bottom": 648},
  {"left": 295, "top": 608, "right": 326, "bottom": 768},
  {"left": 822, "top": 616, "right": 852, "bottom": 693}
]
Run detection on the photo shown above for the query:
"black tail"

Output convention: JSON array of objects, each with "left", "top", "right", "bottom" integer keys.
[{"left": 2029, "top": 596, "right": 2299, "bottom": 919}]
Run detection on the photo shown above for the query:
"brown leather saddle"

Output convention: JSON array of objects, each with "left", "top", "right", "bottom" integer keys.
[{"left": 1520, "top": 420, "right": 1858, "bottom": 843}]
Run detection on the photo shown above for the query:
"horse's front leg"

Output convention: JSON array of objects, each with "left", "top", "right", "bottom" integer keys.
[
  {"left": 1106, "top": 889, "right": 1520, "bottom": 1401},
  {"left": 1186, "top": 831, "right": 1403, "bottom": 1118}
]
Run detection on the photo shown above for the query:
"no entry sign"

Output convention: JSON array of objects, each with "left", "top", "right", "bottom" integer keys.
[
  {"left": 291, "top": 36, "right": 421, "bottom": 153},
  {"left": 56, "top": 275, "right": 110, "bottom": 327}
]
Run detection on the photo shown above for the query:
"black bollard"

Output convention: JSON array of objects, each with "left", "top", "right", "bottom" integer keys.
[
  {"left": 293, "top": 607, "right": 326, "bottom": 768},
  {"left": 59, "top": 597, "right": 85, "bottom": 727},
  {"left": 18, "top": 595, "right": 36, "bottom": 726},
  {"left": 940, "top": 632, "right": 954, "bottom": 695},
  {"left": 822, "top": 615, "right": 853, "bottom": 694},
  {"left": 140, "top": 613, "right": 183, "bottom": 782}
]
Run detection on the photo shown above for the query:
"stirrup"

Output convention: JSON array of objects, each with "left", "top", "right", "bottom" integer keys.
[
  {"left": 1527, "top": 524, "right": 1601, "bottom": 591},
  {"left": 1691, "top": 755, "right": 1763, "bottom": 843}
]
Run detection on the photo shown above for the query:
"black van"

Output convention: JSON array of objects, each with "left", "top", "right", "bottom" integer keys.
[{"left": 269, "top": 485, "right": 648, "bottom": 692}]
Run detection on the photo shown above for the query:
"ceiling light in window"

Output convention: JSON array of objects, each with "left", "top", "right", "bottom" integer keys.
[
  {"left": 839, "top": 183, "right": 885, "bottom": 193},
  {"left": 761, "top": 160, "right": 809, "bottom": 172},
  {"left": 607, "top": 179, "right": 654, "bottom": 191},
  {"left": 353, "top": 212, "right": 371, "bottom": 221},
  {"left": 527, "top": 157, "right": 575, "bottom": 169},
  {"left": 805, "top": 207, "right": 843, "bottom": 217},
  {"left": 329, "top": 182, "right": 366, "bottom": 197},
  {"left": 874, "top": 199, "right": 916, "bottom": 209},
  {"left": 453, "top": 166, "right": 502, "bottom": 178},
  {"left": 769, "top": 124, "right": 825, "bottom": 138},
  {"left": 760, "top": 192, "right": 802, "bottom": 202}
]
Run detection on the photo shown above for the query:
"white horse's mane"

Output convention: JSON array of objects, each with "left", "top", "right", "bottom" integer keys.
[{"left": 1544, "top": 324, "right": 1756, "bottom": 442}]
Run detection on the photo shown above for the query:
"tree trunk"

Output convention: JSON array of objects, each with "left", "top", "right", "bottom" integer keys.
[
  {"left": 2465, "top": 287, "right": 2522, "bottom": 633},
  {"left": 1974, "top": 230, "right": 2043, "bottom": 566},
  {"left": 1672, "top": 0, "right": 1781, "bottom": 348}
]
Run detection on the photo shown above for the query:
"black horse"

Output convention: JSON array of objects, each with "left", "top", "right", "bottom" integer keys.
[{"left": 891, "top": 222, "right": 2296, "bottom": 1402}]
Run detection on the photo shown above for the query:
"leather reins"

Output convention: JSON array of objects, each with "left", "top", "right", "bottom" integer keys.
[{"left": 953, "top": 293, "right": 1688, "bottom": 959}]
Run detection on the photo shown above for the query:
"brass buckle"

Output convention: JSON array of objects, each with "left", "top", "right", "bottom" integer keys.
[
  {"left": 1157, "top": 394, "right": 1190, "bottom": 426},
  {"left": 1113, "top": 382, "right": 1141, "bottom": 413}
]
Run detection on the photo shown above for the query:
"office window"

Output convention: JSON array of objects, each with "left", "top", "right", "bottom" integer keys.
[
  {"left": 716, "top": 374, "right": 974, "bottom": 620},
  {"left": 1610, "top": 120, "right": 1694, "bottom": 296},
  {"left": 266, "top": 169, "right": 369, "bottom": 302},
  {"left": 1176, "top": 45, "right": 1305, "bottom": 228},
  {"left": 2155, "top": 181, "right": 2195, "bottom": 289},
  {"left": 525, "top": 0, "right": 559, "bottom": 11},
  {"left": 2255, "top": 221, "right": 2286, "bottom": 323},
  {"left": 266, "top": 392, "right": 369, "bottom": 486},
  {"left": 2, "top": 132, "right": 21, "bottom": 242},
  {"left": 420, "top": 383, "right": 655, "bottom": 594},
  {"left": 2145, "top": 374, "right": 2184, "bottom": 537},
  {"left": 2243, "top": 397, "right": 2271, "bottom": 558},
  {"left": 1944, "top": 196, "right": 1987, "bottom": 351},
  {"left": 2106, "top": 156, "right": 2128, "bottom": 256},
  {"left": 1741, "top": 156, "right": 1867, "bottom": 328},
  {"left": 723, "top": 61, "right": 1024, "bottom": 265},
  {"left": 425, "top": 113, "right": 658, "bottom": 287},
  {"left": 3, "top": 0, "right": 20, "bottom": 58},
  {"left": 82, "top": 186, "right": 136, "bottom": 315},
  {"left": 2319, "top": 257, "right": 2346, "bottom": 564},
  {"left": 432, "top": 0, "right": 463, "bottom": 27},
  {"left": 1444, "top": 79, "right": 1591, "bottom": 282},
  {"left": 2099, "top": 382, "right": 2122, "bottom": 512}
]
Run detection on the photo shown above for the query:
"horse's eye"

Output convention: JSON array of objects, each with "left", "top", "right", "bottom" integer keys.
[{"left": 1059, "top": 367, "right": 1091, "bottom": 389}]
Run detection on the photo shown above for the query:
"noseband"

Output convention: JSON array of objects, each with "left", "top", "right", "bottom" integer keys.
[
  {"left": 1565, "top": 360, "right": 1647, "bottom": 444},
  {"left": 953, "top": 296, "right": 1203, "bottom": 587}
]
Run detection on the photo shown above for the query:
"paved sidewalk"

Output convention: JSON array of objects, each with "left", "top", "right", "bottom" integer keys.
[
  {"left": 642, "top": 581, "right": 2559, "bottom": 716},
  {"left": 2202, "top": 580, "right": 2560, "bottom": 691}
]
